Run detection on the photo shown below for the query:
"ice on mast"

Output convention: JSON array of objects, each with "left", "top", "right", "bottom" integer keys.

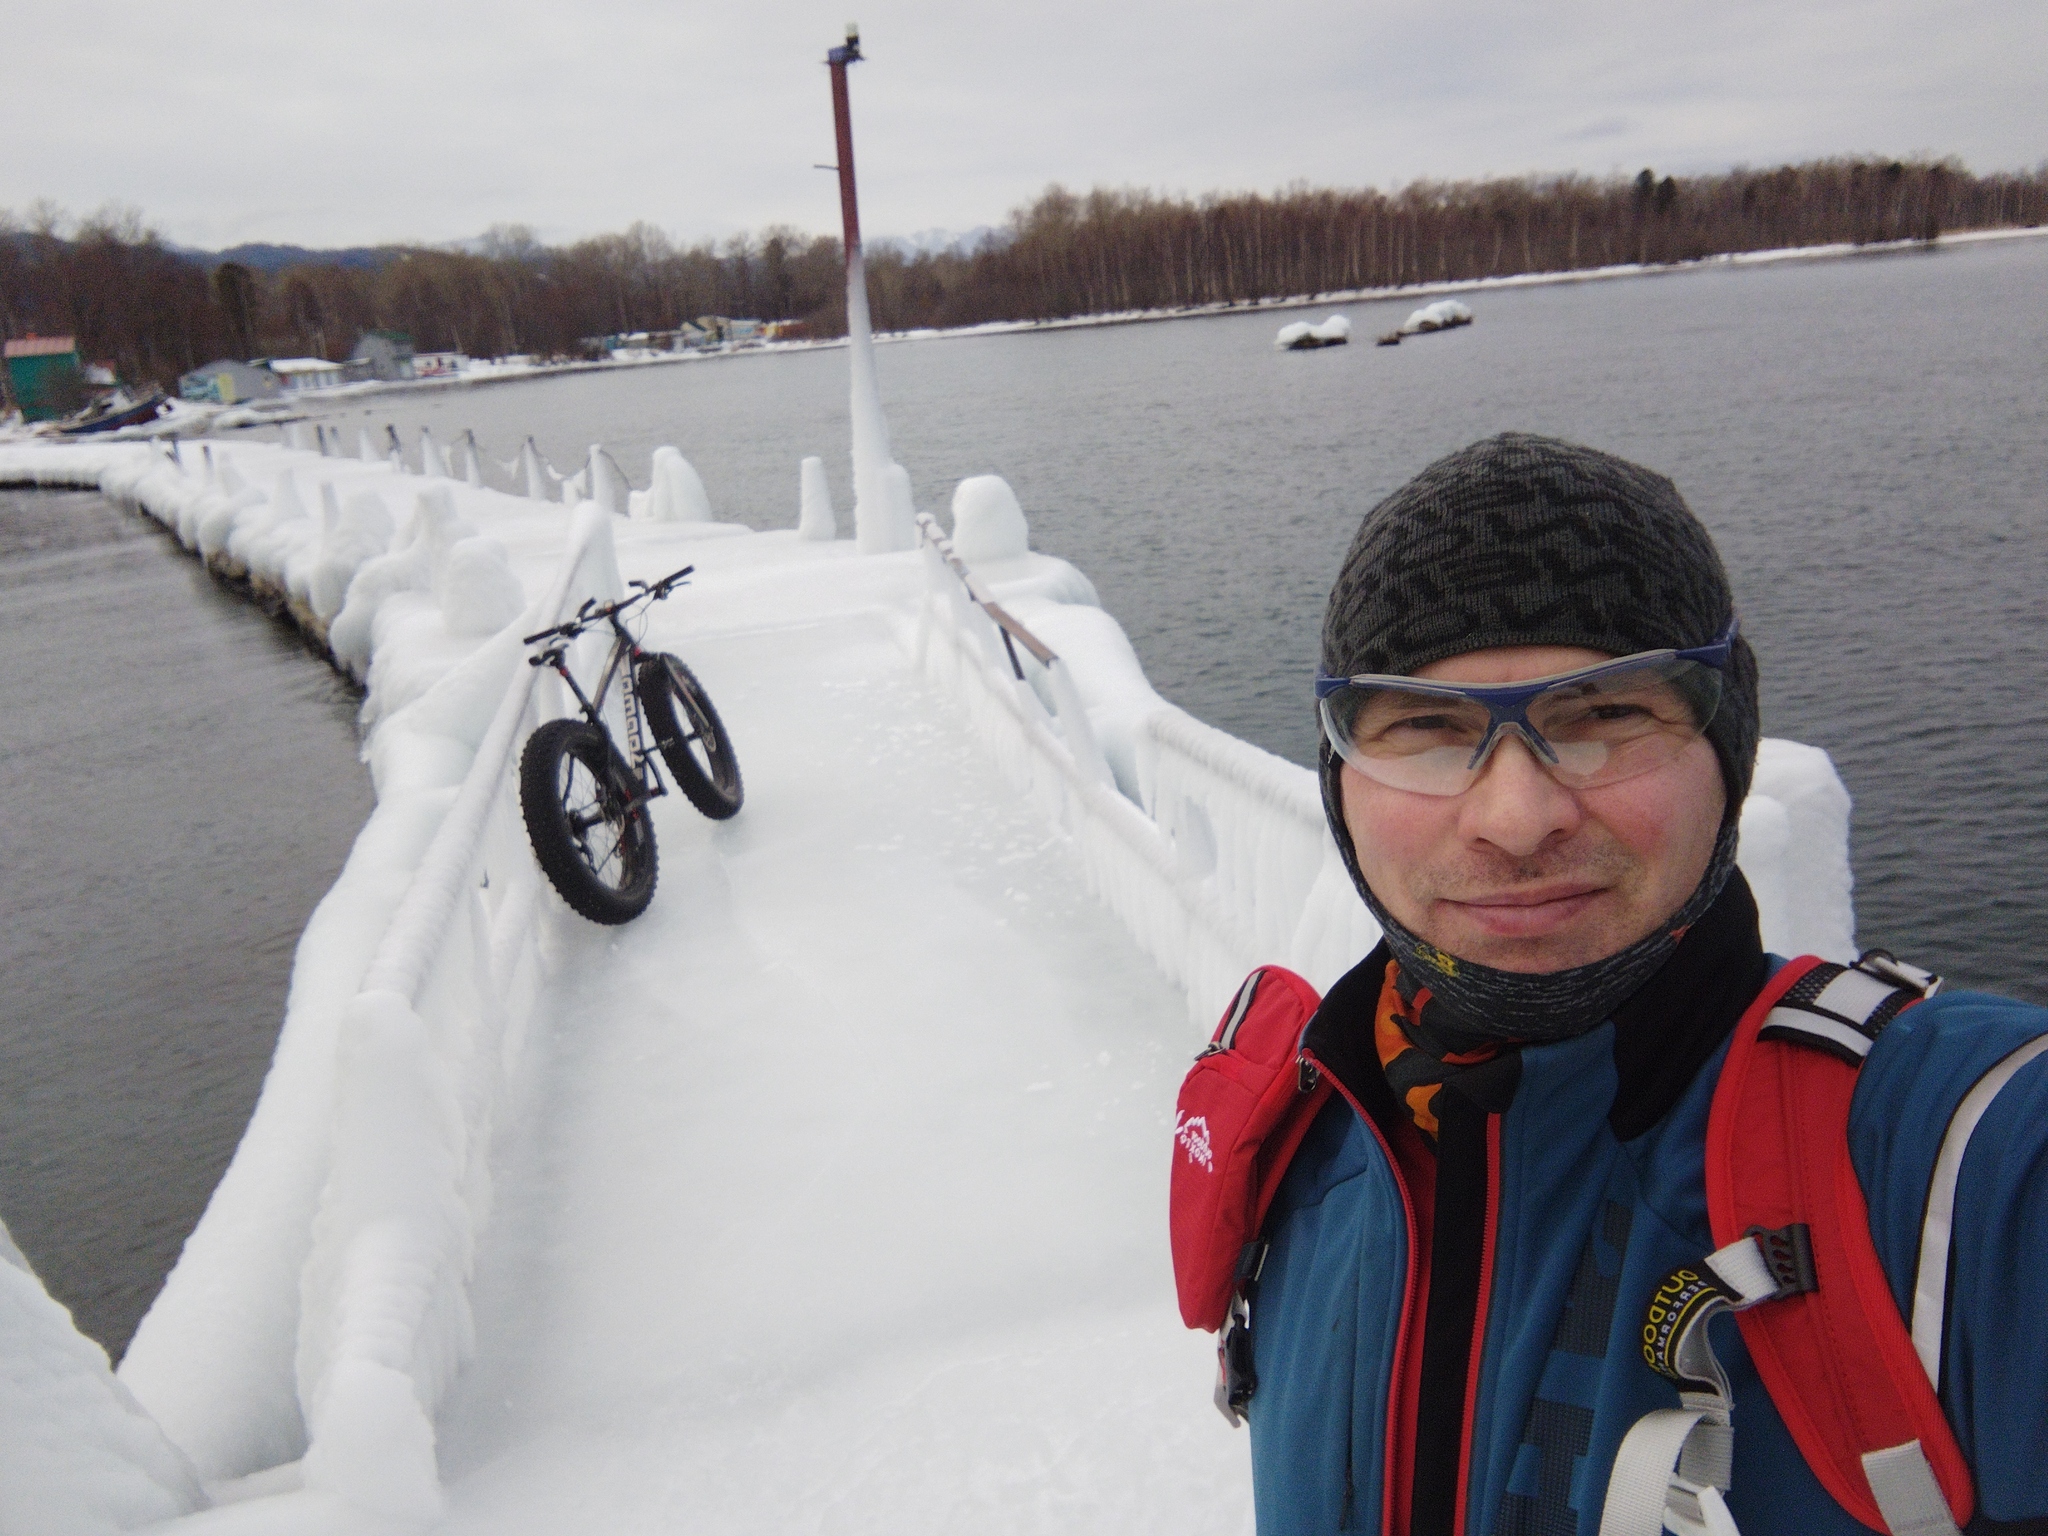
[{"left": 828, "top": 23, "right": 916, "bottom": 554}]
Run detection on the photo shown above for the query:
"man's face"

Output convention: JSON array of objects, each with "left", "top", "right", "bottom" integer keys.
[{"left": 1340, "top": 644, "right": 1727, "bottom": 974}]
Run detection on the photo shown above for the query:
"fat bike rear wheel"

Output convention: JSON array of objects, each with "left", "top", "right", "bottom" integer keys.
[
  {"left": 519, "top": 717, "right": 657, "bottom": 924},
  {"left": 638, "top": 653, "right": 744, "bottom": 820}
]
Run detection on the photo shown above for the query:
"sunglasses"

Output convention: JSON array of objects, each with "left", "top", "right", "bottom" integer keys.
[{"left": 1315, "top": 622, "right": 1736, "bottom": 797}]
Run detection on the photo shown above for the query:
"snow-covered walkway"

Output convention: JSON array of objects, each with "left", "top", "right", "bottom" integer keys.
[{"left": 431, "top": 603, "right": 1239, "bottom": 1531}]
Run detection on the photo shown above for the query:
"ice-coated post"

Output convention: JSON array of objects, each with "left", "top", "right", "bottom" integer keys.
[
  {"left": 827, "top": 24, "right": 915, "bottom": 554},
  {"left": 798, "top": 455, "right": 837, "bottom": 540},
  {"left": 589, "top": 446, "right": 629, "bottom": 517},
  {"left": 420, "top": 427, "right": 447, "bottom": 479},
  {"left": 520, "top": 437, "right": 549, "bottom": 501}
]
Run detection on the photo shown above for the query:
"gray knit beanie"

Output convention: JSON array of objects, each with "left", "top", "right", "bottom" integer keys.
[{"left": 1320, "top": 432, "right": 1760, "bottom": 1043}]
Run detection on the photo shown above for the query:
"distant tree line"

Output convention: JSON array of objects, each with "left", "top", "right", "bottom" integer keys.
[
  {"left": 4, "top": 157, "right": 2042, "bottom": 392},
  {"left": 868, "top": 158, "right": 2046, "bottom": 328}
]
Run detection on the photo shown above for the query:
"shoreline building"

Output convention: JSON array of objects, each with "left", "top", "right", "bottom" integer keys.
[
  {"left": 178, "top": 359, "right": 284, "bottom": 405},
  {"left": 268, "top": 357, "right": 366, "bottom": 393},
  {"left": 4, "top": 335, "right": 86, "bottom": 421}
]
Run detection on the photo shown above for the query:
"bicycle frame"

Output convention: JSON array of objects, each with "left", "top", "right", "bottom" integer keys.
[{"left": 524, "top": 567, "right": 696, "bottom": 806}]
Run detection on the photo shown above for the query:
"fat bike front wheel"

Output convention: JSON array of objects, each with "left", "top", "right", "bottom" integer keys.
[
  {"left": 519, "top": 718, "right": 658, "bottom": 924},
  {"left": 638, "top": 653, "right": 744, "bottom": 820}
]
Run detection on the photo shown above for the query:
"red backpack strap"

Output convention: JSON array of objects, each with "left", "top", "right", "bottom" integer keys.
[
  {"left": 1169, "top": 965, "right": 1330, "bottom": 1343},
  {"left": 1704, "top": 955, "right": 1973, "bottom": 1533}
]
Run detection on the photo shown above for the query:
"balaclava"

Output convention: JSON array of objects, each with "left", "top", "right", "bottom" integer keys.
[{"left": 1320, "top": 432, "right": 1760, "bottom": 1046}]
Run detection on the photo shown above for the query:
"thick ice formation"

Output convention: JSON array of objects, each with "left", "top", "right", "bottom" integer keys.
[
  {"left": 797, "top": 454, "right": 836, "bottom": 541},
  {"left": 0, "top": 1216, "right": 206, "bottom": 1533},
  {"left": 949, "top": 473, "right": 1030, "bottom": 562},
  {"left": 628, "top": 446, "right": 714, "bottom": 523},
  {"left": 0, "top": 436, "right": 1861, "bottom": 1533},
  {"left": 845, "top": 247, "right": 918, "bottom": 553}
]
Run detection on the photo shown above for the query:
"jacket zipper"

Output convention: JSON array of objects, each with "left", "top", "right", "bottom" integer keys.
[
  {"left": 1300, "top": 1048, "right": 1428, "bottom": 1536},
  {"left": 1451, "top": 1114, "right": 1503, "bottom": 1536}
]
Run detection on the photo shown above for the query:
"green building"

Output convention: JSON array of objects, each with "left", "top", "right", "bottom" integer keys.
[{"left": 3, "top": 335, "right": 86, "bottom": 422}]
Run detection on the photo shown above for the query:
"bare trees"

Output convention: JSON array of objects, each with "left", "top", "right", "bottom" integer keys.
[
  {"left": 3, "top": 157, "right": 2042, "bottom": 394},
  {"left": 906, "top": 158, "right": 2043, "bottom": 328}
]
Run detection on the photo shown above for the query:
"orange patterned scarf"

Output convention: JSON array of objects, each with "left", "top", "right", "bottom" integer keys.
[{"left": 1371, "top": 960, "right": 1504, "bottom": 1142}]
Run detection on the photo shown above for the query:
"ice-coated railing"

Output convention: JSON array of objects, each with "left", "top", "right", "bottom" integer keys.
[
  {"left": 914, "top": 515, "right": 1377, "bottom": 1022},
  {"left": 286, "top": 502, "right": 622, "bottom": 1520},
  {"left": 1133, "top": 708, "right": 1379, "bottom": 994},
  {"left": 913, "top": 511, "right": 1855, "bottom": 1025}
]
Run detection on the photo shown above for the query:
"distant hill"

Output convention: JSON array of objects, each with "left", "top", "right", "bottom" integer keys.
[
  {"left": 870, "top": 226, "right": 1008, "bottom": 259},
  {"left": 172, "top": 241, "right": 402, "bottom": 273}
]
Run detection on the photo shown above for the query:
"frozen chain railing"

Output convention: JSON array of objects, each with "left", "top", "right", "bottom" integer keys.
[
  {"left": 324, "top": 424, "right": 636, "bottom": 510},
  {"left": 916, "top": 512, "right": 1110, "bottom": 787},
  {"left": 911, "top": 508, "right": 1376, "bottom": 1017},
  {"left": 291, "top": 502, "right": 624, "bottom": 1519}
]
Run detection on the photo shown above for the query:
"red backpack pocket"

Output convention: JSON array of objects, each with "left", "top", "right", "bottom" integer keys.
[{"left": 1171, "top": 966, "right": 1330, "bottom": 1331}]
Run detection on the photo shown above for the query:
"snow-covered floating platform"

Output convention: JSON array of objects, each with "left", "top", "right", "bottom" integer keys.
[{"left": 0, "top": 440, "right": 1855, "bottom": 1535}]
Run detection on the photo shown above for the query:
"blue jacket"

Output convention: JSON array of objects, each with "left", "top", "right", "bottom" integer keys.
[{"left": 1245, "top": 919, "right": 2048, "bottom": 1535}]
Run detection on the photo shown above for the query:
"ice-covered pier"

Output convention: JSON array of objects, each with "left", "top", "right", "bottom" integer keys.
[{"left": 0, "top": 433, "right": 1856, "bottom": 1535}]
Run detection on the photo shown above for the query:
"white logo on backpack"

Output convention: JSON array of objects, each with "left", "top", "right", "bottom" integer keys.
[{"left": 1176, "top": 1112, "right": 1214, "bottom": 1172}]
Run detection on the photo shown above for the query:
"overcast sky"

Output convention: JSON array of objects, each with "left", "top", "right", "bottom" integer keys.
[{"left": 6, "top": 0, "right": 2042, "bottom": 252}]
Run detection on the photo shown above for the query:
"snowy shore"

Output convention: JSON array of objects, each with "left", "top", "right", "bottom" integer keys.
[
  {"left": 0, "top": 439, "right": 1857, "bottom": 1533},
  {"left": 11, "top": 224, "right": 2040, "bottom": 451}
]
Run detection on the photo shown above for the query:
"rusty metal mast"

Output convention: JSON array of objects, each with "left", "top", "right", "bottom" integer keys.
[{"left": 827, "top": 24, "right": 864, "bottom": 268}]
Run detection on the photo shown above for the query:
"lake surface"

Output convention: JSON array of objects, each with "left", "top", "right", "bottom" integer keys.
[
  {"left": 282, "top": 234, "right": 2048, "bottom": 1004},
  {"left": 0, "top": 489, "right": 373, "bottom": 1356}
]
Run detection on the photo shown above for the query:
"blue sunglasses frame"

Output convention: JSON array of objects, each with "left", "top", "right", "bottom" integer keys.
[{"left": 1315, "top": 620, "right": 1737, "bottom": 773}]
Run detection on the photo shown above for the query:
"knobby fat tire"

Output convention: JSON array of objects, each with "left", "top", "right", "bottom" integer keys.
[
  {"left": 638, "top": 653, "right": 744, "bottom": 820},
  {"left": 518, "top": 717, "right": 657, "bottom": 924}
]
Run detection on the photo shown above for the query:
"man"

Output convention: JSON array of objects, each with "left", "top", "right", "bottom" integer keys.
[{"left": 1239, "top": 435, "right": 2046, "bottom": 1535}]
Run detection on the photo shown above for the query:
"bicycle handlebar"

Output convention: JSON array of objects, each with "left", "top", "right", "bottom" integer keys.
[{"left": 521, "top": 565, "right": 695, "bottom": 646}]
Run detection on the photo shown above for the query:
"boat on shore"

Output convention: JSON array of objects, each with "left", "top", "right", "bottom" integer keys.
[{"left": 52, "top": 389, "right": 171, "bottom": 436}]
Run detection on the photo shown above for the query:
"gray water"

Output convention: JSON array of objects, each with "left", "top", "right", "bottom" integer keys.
[
  {"left": 0, "top": 490, "right": 373, "bottom": 1356},
  {"left": 288, "top": 234, "right": 2048, "bottom": 1004}
]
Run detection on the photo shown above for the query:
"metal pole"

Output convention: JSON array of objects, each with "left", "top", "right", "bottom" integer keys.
[{"left": 827, "top": 24, "right": 864, "bottom": 267}]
